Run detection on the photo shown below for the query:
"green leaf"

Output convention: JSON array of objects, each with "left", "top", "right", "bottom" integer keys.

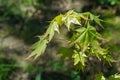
[
  {"left": 27, "top": 39, "right": 48, "bottom": 59},
  {"left": 90, "top": 13, "right": 103, "bottom": 27},
  {"left": 71, "top": 27, "right": 88, "bottom": 52},
  {"left": 53, "top": 14, "right": 64, "bottom": 26},
  {"left": 43, "top": 14, "right": 64, "bottom": 41},
  {"left": 91, "top": 40, "right": 112, "bottom": 63},
  {"left": 87, "top": 25, "right": 101, "bottom": 40},
  {"left": 76, "top": 27, "right": 86, "bottom": 33},
  {"left": 44, "top": 21, "right": 59, "bottom": 41},
  {"left": 79, "top": 14, "right": 88, "bottom": 20},
  {"left": 62, "top": 10, "right": 81, "bottom": 30},
  {"left": 72, "top": 27, "right": 87, "bottom": 44},
  {"left": 28, "top": 10, "right": 112, "bottom": 71},
  {"left": 95, "top": 73, "right": 106, "bottom": 80},
  {"left": 71, "top": 25, "right": 100, "bottom": 52},
  {"left": 72, "top": 51, "right": 86, "bottom": 68},
  {"left": 108, "top": 74, "right": 120, "bottom": 80}
]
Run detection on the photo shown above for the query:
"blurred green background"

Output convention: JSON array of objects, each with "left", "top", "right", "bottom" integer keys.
[{"left": 0, "top": 0, "right": 120, "bottom": 80}]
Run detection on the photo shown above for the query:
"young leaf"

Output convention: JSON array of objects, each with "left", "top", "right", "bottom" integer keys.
[
  {"left": 89, "top": 13, "right": 103, "bottom": 27},
  {"left": 53, "top": 14, "right": 63, "bottom": 26},
  {"left": 108, "top": 73, "right": 120, "bottom": 80},
  {"left": 27, "top": 39, "right": 48, "bottom": 59},
  {"left": 72, "top": 27, "right": 87, "bottom": 44},
  {"left": 95, "top": 73, "right": 106, "bottom": 80},
  {"left": 71, "top": 25, "right": 99, "bottom": 52},
  {"left": 44, "top": 21, "right": 59, "bottom": 41},
  {"left": 79, "top": 14, "right": 88, "bottom": 20},
  {"left": 62, "top": 10, "right": 81, "bottom": 30},
  {"left": 44, "top": 14, "right": 64, "bottom": 41},
  {"left": 28, "top": 10, "right": 113, "bottom": 72},
  {"left": 91, "top": 40, "right": 113, "bottom": 63},
  {"left": 72, "top": 51, "right": 85, "bottom": 68}
]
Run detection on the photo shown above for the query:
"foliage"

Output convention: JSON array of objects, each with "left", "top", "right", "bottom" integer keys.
[
  {"left": 0, "top": 0, "right": 37, "bottom": 17},
  {"left": 0, "top": 55, "right": 16, "bottom": 80},
  {"left": 100, "top": 0, "right": 115, "bottom": 5},
  {"left": 95, "top": 73, "right": 120, "bottom": 80},
  {"left": 95, "top": 73, "right": 105, "bottom": 80},
  {"left": 0, "top": 0, "right": 119, "bottom": 80},
  {"left": 94, "top": 0, "right": 118, "bottom": 5},
  {"left": 108, "top": 74, "right": 120, "bottom": 80},
  {"left": 0, "top": 0, "right": 47, "bottom": 44},
  {"left": 28, "top": 10, "right": 113, "bottom": 70}
]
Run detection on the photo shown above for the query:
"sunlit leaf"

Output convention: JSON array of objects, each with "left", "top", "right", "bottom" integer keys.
[
  {"left": 72, "top": 27, "right": 87, "bottom": 44},
  {"left": 76, "top": 27, "right": 86, "bottom": 33},
  {"left": 109, "top": 73, "right": 120, "bottom": 80},
  {"left": 79, "top": 14, "right": 88, "bottom": 20},
  {"left": 90, "top": 13, "right": 103, "bottom": 27},
  {"left": 53, "top": 14, "right": 64, "bottom": 26},
  {"left": 62, "top": 10, "right": 81, "bottom": 30},
  {"left": 28, "top": 10, "right": 113, "bottom": 71},
  {"left": 44, "top": 21, "right": 59, "bottom": 41},
  {"left": 71, "top": 25, "right": 100, "bottom": 52},
  {"left": 95, "top": 73, "right": 106, "bottom": 80},
  {"left": 72, "top": 51, "right": 85, "bottom": 67},
  {"left": 91, "top": 40, "right": 113, "bottom": 64},
  {"left": 27, "top": 39, "right": 48, "bottom": 59}
]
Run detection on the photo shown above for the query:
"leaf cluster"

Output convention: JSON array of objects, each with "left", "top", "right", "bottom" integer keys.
[
  {"left": 28, "top": 10, "right": 113, "bottom": 69},
  {"left": 95, "top": 73, "right": 120, "bottom": 80}
]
